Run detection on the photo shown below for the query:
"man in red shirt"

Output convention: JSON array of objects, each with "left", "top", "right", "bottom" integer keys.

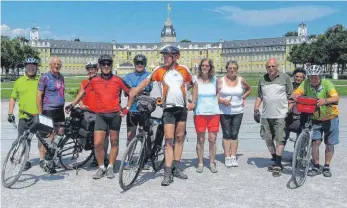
[
  {"left": 78, "top": 61, "right": 109, "bottom": 167},
  {"left": 67, "top": 54, "right": 131, "bottom": 179}
]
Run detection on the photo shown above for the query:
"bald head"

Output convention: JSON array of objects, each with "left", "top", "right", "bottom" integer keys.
[
  {"left": 49, "top": 56, "right": 62, "bottom": 74},
  {"left": 49, "top": 56, "right": 62, "bottom": 65},
  {"left": 266, "top": 58, "right": 279, "bottom": 67},
  {"left": 265, "top": 58, "right": 279, "bottom": 79}
]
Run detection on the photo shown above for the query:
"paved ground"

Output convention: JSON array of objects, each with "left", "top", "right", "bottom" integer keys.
[{"left": 1, "top": 85, "right": 347, "bottom": 208}]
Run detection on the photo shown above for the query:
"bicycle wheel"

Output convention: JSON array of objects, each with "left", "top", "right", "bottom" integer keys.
[
  {"left": 119, "top": 136, "right": 145, "bottom": 191},
  {"left": 58, "top": 137, "right": 93, "bottom": 170},
  {"left": 292, "top": 130, "right": 312, "bottom": 187},
  {"left": 151, "top": 124, "right": 165, "bottom": 171},
  {"left": 2, "top": 136, "right": 29, "bottom": 188}
]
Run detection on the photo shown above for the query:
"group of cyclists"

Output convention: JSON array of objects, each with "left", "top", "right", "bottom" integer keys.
[{"left": 7, "top": 45, "right": 340, "bottom": 187}]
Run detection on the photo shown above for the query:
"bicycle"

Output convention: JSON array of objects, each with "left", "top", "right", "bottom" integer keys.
[
  {"left": 291, "top": 96, "right": 318, "bottom": 187},
  {"left": 119, "top": 96, "right": 167, "bottom": 191},
  {"left": 2, "top": 109, "right": 93, "bottom": 188}
]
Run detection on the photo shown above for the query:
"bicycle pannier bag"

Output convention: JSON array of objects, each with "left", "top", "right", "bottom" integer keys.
[
  {"left": 296, "top": 96, "right": 317, "bottom": 114},
  {"left": 136, "top": 95, "right": 157, "bottom": 113}
]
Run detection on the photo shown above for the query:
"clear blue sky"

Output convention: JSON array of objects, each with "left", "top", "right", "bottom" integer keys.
[{"left": 1, "top": 1, "right": 346, "bottom": 43}]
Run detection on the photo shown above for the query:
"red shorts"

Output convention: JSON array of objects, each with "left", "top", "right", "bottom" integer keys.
[{"left": 194, "top": 115, "right": 220, "bottom": 133}]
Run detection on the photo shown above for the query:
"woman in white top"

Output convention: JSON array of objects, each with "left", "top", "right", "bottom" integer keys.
[
  {"left": 217, "top": 61, "right": 252, "bottom": 167},
  {"left": 188, "top": 58, "right": 220, "bottom": 173}
]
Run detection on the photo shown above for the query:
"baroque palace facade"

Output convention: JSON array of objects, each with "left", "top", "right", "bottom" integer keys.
[{"left": 29, "top": 10, "right": 310, "bottom": 75}]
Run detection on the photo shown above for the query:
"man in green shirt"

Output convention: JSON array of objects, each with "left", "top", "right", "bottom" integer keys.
[{"left": 8, "top": 57, "right": 43, "bottom": 171}]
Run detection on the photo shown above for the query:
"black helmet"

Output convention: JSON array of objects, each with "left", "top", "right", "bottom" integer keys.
[
  {"left": 98, "top": 54, "right": 113, "bottom": 64},
  {"left": 24, "top": 57, "right": 39, "bottom": 66},
  {"left": 160, "top": 46, "right": 180, "bottom": 55},
  {"left": 85, "top": 61, "right": 98, "bottom": 70},
  {"left": 254, "top": 110, "right": 261, "bottom": 123},
  {"left": 133, "top": 54, "right": 147, "bottom": 66},
  {"left": 293, "top": 67, "right": 306, "bottom": 76}
]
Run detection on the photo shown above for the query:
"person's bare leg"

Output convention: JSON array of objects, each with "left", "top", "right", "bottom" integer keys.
[
  {"left": 208, "top": 132, "right": 217, "bottom": 165},
  {"left": 94, "top": 131, "right": 106, "bottom": 166},
  {"left": 164, "top": 124, "right": 175, "bottom": 167},
  {"left": 196, "top": 133, "right": 205, "bottom": 164},
  {"left": 223, "top": 139, "right": 231, "bottom": 157},
  {"left": 108, "top": 130, "right": 120, "bottom": 165},
  {"left": 312, "top": 140, "right": 321, "bottom": 165},
  {"left": 174, "top": 121, "right": 186, "bottom": 161},
  {"left": 230, "top": 139, "right": 238, "bottom": 157}
]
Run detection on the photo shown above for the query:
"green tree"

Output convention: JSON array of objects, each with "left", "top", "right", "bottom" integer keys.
[
  {"left": 283, "top": 31, "right": 298, "bottom": 37},
  {"left": 1, "top": 36, "right": 40, "bottom": 76},
  {"left": 180, "top": 39, "right": 191, "bottom": 42}
]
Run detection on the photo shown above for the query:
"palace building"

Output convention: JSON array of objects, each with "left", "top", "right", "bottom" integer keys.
[{"left": 28, "top": 6, "right": 309, "bottom": 75}]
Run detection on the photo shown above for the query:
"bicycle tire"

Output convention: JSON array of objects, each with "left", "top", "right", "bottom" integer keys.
[
  {"left": 292, "top": 130, "right": 311, "bottom": 187},
  {"left": 119, "top": 136, "right": 145, "bottom": 191},
  {"left": 152, "top": 124, "right": 165, "bottom": 171},
  {"left": 2, "top": 137, "right": 29, "bottom": 188},
  {"left": 58, "top": 137, "right": 93, "bottom": 170}
]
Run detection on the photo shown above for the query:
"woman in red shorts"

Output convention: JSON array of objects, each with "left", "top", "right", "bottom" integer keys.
[{"left": 188, "top": 58, "right": 220, "bottom": 173}]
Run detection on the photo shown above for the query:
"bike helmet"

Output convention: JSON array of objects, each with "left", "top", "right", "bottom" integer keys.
[
  {"left": 85, "top": 61, "right": 98, "bottom": 70},
  {"left": 24, "top": 57, "right": 39, "bottom": 66},
  {"left": 133, "top": 54, "right": 147, "bottom": 66},
  {"left": 98, "top": 54, "right": 113, "bottom": 64},
  {"left": 306, "top": 65, "right": 323, "bottom": 76},
  {"left": 160, "top": 46, "right": 180, "bottom": 55}
]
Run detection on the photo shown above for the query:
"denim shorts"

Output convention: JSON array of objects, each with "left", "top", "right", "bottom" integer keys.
[{"left": 312, "top": 116, "right": 339, "bottom": 145}]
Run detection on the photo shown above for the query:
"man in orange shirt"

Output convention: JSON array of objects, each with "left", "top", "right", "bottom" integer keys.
[
  {"left": 127, "top": 46, "right": 193, "bottom": 186},
  {"left": 78, "top": 61, "right": 109, "bottom": 167}
]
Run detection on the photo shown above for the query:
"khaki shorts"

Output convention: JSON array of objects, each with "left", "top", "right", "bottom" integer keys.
[{"left": 260, "top": 118, "right": 286, "bottom": 144}]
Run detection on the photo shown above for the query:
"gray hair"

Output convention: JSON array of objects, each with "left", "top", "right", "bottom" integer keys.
[
  {"left": 49, "top": 56, "right": 62, "bottom": 65},
  {"left": 225, "top": 60, "right": 239, "bottom": 70}
]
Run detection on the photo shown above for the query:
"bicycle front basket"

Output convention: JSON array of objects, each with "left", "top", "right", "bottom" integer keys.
[
  {"left": 136, "top": 95, "right": 157, "bottom": 113},
  {"left": 30, "top": 114, "right": 54, "bottom": 134},
  {"left": 296, "top": 96, "right": 317, "bottom": 114}
]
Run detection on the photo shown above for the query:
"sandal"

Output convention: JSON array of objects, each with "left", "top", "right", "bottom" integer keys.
[
  {"left": 272, "top": 166, "right": 283, "bottom": 177},
  {"left": 322, "top": 167, "right": 332, "bottom": 177},
  {"left": 307, "top": 166, "right": 321, "bottom": 177}
]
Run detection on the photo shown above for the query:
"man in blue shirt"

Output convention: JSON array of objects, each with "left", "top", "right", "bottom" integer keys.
[{"left": 124, "top": 54, "right": 153, "bottom": 148}]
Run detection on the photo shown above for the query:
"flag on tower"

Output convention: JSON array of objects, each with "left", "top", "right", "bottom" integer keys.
[{"left": 168, "top": 4, "right": 171, "bottom": 11}]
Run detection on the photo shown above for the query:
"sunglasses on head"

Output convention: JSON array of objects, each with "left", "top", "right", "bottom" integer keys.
[
  {"left": 100, "top": 62, "right": 112, "bottom": 67},
  {"left": 135, "top": 61, "right": 145, "bottom": 66}
]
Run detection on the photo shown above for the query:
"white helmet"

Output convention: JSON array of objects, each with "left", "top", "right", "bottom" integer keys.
[
  {"left": 306, "top": 65, "right": 323, "bottom": 76},
  {"left": 85, "top": 61, "right": 98, "bottom": 69}
]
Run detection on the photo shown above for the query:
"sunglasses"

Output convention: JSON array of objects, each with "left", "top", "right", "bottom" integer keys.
[
  {"left": 100, "top": 62, "right": 112, "bottom": 67},
  {"left": 135, "top": 61, "right": 145, "bottom": 66}
]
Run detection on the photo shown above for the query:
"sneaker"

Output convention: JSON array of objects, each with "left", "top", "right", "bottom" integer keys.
[
  {"left": 322, "top": 167, "right": 332, "bottom": 177},
  {"left": 39, "top": 160, "right": 45, "bottom": 170},
  {"left": 172, "top": 166, "right": 188, "bottom": 179},
  {"left": 93, "top": 168, "right": 106, "bottom": 179},
  {"left": 210, "top": 163, "right": 218, "bottom": 173},
  {"left": 225, "top": 157, "right": 232, "bottom": 168},
  {"left": 143, "top": 163, "right": 151, "bottom": 170},
  {"left": 307, "top": 166, "right": 321, "bottom": 177},
  {"left": 24, "top": 161, "right": 32, "bottom": 171},
  {"left": 123, "top": 161, "right": 131, "bottom": 170},
  {"left": 161, "top": 174, "right": 173, "bottom": 186},
  {"left": 106, "top": 166, "right": 115, "bottom": 179},
  {"left": 196, "top": 164, "right": 203, "bottom": 173},
  {"left": 230, "top": 156, "right": 238, "bottom": 167},
  {"left": 272, "top": 166, "right": 283, "bottom": 177}
]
